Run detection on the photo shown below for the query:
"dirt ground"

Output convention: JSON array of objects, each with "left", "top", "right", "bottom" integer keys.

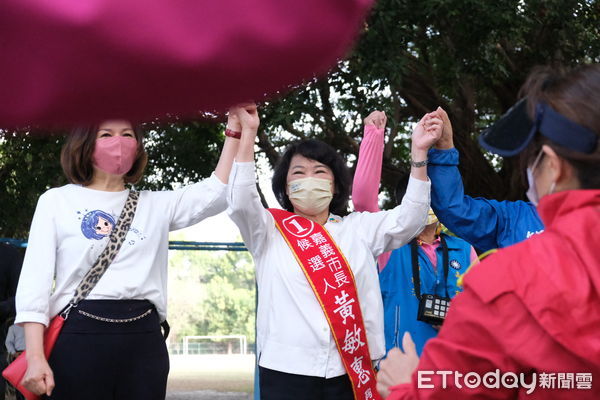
[
  {"left": 166, "top": 391, "right": 252, "bottom": 400},
  {"left": 166, "top": 354, "right": 254, "bottom": 400}
]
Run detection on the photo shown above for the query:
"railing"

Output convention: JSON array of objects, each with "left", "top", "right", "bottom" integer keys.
[
  {"left": 170, "top": 335, "right": 248, "bottom": 355},
  {"left": 0, "top": 238, "right": 247, "bottom": 252}
]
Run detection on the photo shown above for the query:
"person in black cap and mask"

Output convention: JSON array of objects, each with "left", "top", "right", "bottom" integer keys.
[
  {"left": 424, "top": 102, "right": 546, "bottom": 253},
  {"left": 376, "top": 63, "right": 600, "bottom": 399}
]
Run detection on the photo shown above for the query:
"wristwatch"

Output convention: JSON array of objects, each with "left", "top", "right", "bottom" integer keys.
[{"left": 410, "top": 159, "right": 428, "bottom": 168}]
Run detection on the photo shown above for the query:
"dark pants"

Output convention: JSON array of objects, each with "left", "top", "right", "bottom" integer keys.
[
  {"left": 45, "top": 300, "right": 169, "bottom": 400},
  {"left": 0, "top": 351, "right": 7, "bottom": 397},
  {"left": 259, "top": 366, "right": 353, "bottom": 400}
]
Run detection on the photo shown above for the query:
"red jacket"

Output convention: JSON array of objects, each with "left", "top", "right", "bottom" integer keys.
[{"left": 387, "top": 189, "right": 600, "bottom": 399}]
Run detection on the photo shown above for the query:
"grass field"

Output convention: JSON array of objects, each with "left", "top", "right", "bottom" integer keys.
[{"left": 167, "top": 354, "right": 255, "bottom": 394}]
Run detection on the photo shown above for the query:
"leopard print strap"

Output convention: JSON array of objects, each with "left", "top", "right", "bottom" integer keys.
[{"left": 65, "top": 190, "right": 139, "bottom": 314}]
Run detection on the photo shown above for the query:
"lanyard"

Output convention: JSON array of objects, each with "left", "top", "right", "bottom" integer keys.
[{"left": 411, "top": 235, "right": 450, "bottom": 299}]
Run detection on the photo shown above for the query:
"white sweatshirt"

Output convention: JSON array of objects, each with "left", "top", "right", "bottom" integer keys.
[{"left": 15, "top": 175, "right": 227, "bottom": 326}]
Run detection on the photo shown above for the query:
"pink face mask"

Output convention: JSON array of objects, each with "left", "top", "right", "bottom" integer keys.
[{"left": 92, "top": 136, "right": 138, "bottom": 175}]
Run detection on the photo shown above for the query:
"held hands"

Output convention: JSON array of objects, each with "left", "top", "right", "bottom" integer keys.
[
  {"left": 377, "top": 332, "right": 420, "bottom": 398},
  {"left": 364, "top": 110, "right": 387, "bottom": 130},
  {"left": 22, "top": 354, "right": 55, "bottom": 396},
  {"left": 226, "top": 107, "right": 242, "bottom": 133},
  {"left": 434, "top": 107, "right": 454, "bottom": 150},
  {"left": 411, "top": 112, "right": 443, "bottom": 153},
  {"left": 231, "top": 103, "right": 260, "bottom": 134},
  {"left": 230, "top": 102, "right": 259, "bottom": 162}
]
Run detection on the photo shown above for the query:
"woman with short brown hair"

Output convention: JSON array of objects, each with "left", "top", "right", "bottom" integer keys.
[
  {"left": 15, "top": 116, "right": 241, "bottom": 400},
  {"left": 60, "top": 123, "right": 148, "bottom": 186}
]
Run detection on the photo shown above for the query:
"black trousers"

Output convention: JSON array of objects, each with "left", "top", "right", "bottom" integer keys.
[
  {"left": 0, "top": 351, "right": 7, "bottom": 398},
  {"left": 259, "top": 366, "right": 354, "bottom": 400},
  {"left": 45, "top": 300, "right": 169, "bottom": 400}
]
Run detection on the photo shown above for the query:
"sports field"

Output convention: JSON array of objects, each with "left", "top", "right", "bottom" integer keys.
[{"left": 166, "top": 355, "right": 255, "bottom": 400}]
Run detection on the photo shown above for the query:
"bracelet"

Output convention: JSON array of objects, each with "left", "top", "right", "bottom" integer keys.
[
  {"left": 410, "top": 159, "right": 428, "bottom": 168},
  {"left": 225, "top": 128, "right": 242, "bottom": 139}
]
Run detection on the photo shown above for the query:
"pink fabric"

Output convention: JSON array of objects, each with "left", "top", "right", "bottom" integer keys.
[
  {"left": 420, "top": 238, "right": 441, "bottom": 269},
  {"left": 352, "top": 125, "right": 384, "bottom": 213},
  {"left": 351, "top": 124, "right": 391, "bottom": 270},
  {"left": 469, "top": 246, "right": 479, "bottom": 265},
  {"left": 0, "top": 0, "right": 373, "bottom": 127},
  {"left": 93, "top": 136, "right": 137, "bottom": 175}
]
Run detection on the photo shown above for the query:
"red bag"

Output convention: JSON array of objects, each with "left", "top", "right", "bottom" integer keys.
[{"left": 2, "top": 316, "right": 65, "bottom": 400}]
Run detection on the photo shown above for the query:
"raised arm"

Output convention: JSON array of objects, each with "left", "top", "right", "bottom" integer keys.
[
  {"left": 226, "top": 104, "right": 275, "bottom": 259},
  {"left": 214, "top": 113, "right": 243, "bottom": 183},
  {"left": 167, "top": 112, "right": 241, "bottom": 231},
  {"left": 429, "top": 108, "right": 541, "bottom": 251},
  {"left": 352, "top": 112, "right": 441, "bottom": 257},
  {"left": 352, "top": 111, "right": 386, "bottom": 213},
  {"left": 409, "top": 113, "right": 441, "bottom": 183},
  {"left": 352, "top": 111, "right": 392, "bottom": 270}
]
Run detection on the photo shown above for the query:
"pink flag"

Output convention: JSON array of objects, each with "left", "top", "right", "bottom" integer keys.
[{"left": 0, "top": 0, "right": 373, "bottom": 127}]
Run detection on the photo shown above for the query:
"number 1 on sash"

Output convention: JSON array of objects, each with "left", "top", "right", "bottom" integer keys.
[{"left": 289, "top": 219, "right": 307, "bottom": 235}]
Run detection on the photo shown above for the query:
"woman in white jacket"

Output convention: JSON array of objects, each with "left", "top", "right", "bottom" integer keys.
[{"left": 227, "top": 104, "right": 441, "bottom": 399}]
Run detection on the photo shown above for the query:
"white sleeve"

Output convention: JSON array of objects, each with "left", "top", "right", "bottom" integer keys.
[
  {"left": 226, "top": 162, "right": 275, "bottom": 258},
  {"left": 356, "top": 251, "right": 386, "bottom": 360},
  {"left": 15, "top": 192, "right": 57, "bottom": 327},
  {"left": 167, "top": 173, "right": 228, "bottom": 231},
  {"left": 352, "top": 176, "right": 430, "bottom": 257}
]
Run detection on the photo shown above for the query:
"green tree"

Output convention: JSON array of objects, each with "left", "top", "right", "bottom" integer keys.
[
  {"left": 257, "top": 0, "right": 600, "bottom": 205},
  {"left": 167, "top": 246, "right": 256, "bottom": 349},
  {"left": 0, "top": 131, "right": 66, "bottom": 238}
]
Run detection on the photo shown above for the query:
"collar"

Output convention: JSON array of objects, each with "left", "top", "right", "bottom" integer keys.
[
  {"left": 417, "top": 236, "right": 441, "bottom": 246},
  {"left": 537, "top": 189, "right": 600, "bottom": 227}
]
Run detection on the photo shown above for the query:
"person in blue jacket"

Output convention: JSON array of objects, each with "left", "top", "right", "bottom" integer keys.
[
  {"left": 378, "top": 175, "right": 478, "bottom": 356},
  {"left": 428, "top": 107, "right": 544, "bottom": 252}
]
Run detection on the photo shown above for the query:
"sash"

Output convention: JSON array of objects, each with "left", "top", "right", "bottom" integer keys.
[{"left": 268, "top": 208, "right": 381, "bottom": 400}]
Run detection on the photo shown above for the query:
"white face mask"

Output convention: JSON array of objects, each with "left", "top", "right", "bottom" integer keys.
[
  {"left": 526, "top": 149, "right": 556, "bottom": 206},
  {"left": 288, "top": 177, "right": 333, "bottom": 215}
]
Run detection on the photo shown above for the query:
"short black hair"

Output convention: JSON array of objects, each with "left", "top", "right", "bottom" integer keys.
[
  {"left": 394, "top": 173, "right": 411, "bottom": 205},
  {"left": 272, "top": 139, "right": 351, "bottom": 215}
]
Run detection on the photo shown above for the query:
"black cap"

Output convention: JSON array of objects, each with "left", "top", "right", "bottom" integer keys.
[
  {"left": 478, "top": 99, "right": 534, "bottom": 157},
  {"left": 479, "top": 99, "right": 598, "bottom": 157}
]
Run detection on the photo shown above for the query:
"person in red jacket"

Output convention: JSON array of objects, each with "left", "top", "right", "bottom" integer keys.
[{"left": 376, "top": 63, "right": 600, "bottom": 399}]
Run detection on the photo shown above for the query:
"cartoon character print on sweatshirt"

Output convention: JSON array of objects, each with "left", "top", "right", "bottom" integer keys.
[
  {"left": 80, "top": 209, "right": 116, "bottom": 239},
  {"left": 79, "top": 209, "right": 146, "bottom": 246}
]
